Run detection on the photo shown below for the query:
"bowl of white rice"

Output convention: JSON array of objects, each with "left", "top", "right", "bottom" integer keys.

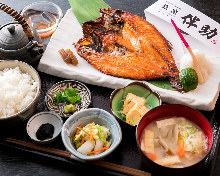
[{"left": 0, "top": 60, "right": 41, "bottom": 126}]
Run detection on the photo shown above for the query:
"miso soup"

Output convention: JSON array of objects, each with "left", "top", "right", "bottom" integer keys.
[{"left": 141, "top": 117, "right": 208, "bottom": 168}]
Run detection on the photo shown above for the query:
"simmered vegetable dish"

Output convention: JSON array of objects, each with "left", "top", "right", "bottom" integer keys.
[{"left": 141, "top": 117, "right": 208, "bottom": 168}]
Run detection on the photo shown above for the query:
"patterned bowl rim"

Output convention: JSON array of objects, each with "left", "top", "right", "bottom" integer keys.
[{"left": 45, "top": 80, "right": 91, "bottom": 118}]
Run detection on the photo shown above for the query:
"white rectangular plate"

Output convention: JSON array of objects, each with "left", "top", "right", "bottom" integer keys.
[{"left": 38, "top": 9, "right": 220, "bottom": 111}]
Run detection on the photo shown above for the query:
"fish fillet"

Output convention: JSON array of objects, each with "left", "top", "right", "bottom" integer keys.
[{"left": 75, "top": 8, "right": 183, "bottom": 91}]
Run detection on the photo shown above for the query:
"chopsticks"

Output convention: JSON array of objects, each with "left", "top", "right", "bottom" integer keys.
[
  {"left": 171, "top": 19, "right": 204, "bottom": 83},
  {"left": 6, "top": 138, "right": 151, "bottom": 176}
]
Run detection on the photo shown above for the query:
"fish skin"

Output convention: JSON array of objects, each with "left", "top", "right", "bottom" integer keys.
[
  {"left": 76, "top": 45, "right": 171, "bottom": 80},
  {"left": 75, "top": 8, "right": 184, "bottom": 92}
]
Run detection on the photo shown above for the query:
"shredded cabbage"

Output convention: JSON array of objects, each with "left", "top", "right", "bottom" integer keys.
[
  {"left": 179, "top": 122, "right": 208, "bottom": 155},
  {"left": 73, "top": 122, "right": 111, "bottom": 149}
]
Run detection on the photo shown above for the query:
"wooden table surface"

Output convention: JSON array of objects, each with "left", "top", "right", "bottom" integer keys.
[{"left": 0, "top": 0, "right": 220, "bottom": 175}]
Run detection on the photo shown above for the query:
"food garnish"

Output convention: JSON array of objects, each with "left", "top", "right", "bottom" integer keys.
[
  {"left": 179, "top": 68, "right": 198, "bottom": 91},
  {"left": 58, "top": 48, "right": 78, "bottom": 66},
  {"left": 53, "top": 88, "right": 81, "bottom": 114},
  {"left": 180, "top": 49, "right": 212, "bottom": 84},
  {"left": 70, "top": 122, "right": 111, "bottom": 155},
  {"left": 75, "top": 8, "right": 183, "bottom": 92},
  {"left": 121, "top": 93, "right": 149, "bottom": 125},
  {"left": 64, "top": 104, "right": 75, "bottom": 113}
]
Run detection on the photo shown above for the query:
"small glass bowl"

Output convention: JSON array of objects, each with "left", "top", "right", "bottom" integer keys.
[{"left": 21, "top": 1, "right": 63, "bottom": 38}]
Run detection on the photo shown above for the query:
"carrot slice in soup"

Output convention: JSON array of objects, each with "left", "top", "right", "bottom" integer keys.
[
  {"left": 177, "top": 140, "right": 184, "bottom": 157},
  {"left": 146, "top": 153, "right": 156, "bottom": 161}
]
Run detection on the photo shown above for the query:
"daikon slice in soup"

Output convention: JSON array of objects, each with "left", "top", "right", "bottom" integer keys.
[{"left": 140, "top": 117, "right": 208, "bottom": 168}]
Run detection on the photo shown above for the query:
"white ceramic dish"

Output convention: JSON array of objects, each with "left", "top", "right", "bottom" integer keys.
[
  {"left": 26, "top": 111, "right": 63, "bottom": 144},
  {"left": 38, "top": 9, "right": 220, "bottom": 111}
]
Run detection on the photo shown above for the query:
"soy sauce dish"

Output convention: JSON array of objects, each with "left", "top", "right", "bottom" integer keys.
[
  {"left": 136, "top": 104, "right": 213, "bottom": 175},
  {"left": 27, "top": 112, "right": 63, "bottom": 144}
]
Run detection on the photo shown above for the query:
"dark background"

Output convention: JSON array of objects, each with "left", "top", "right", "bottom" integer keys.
[{"left": 0, "top": 0, "right": 220, "bottom": 175}]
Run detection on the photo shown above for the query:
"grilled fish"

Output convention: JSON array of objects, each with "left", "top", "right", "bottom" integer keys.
[{"left": 75, "top": 8, "right": 183, "bottom": 92}]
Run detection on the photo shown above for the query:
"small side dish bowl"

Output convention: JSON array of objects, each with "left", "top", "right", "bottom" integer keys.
[
  {"left": 136, "top": 104, "right": 213, "bottom": 175},
  {"left": 45, "top": 80, "right": 91, "bottom": 118},
  {"left": 110, "top": 81, "right": 161, "bottom": 126},
  {"left": 26, "top": 111, "right": 63, "bottom": 144},
  {"left": 0, "top": 60, "right": 41, "bottom": 126},
  {"left": 61, "top": 108, "right": 122, "bottom": 161}
]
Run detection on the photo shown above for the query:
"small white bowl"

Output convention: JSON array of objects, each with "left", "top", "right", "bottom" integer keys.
[{"left": 26, "top": 111, "right": 63, "bottom": 144}]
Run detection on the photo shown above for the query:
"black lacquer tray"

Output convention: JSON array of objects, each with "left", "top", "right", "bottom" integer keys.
[
  {"left": 0, "top": 0, "right": 219, "bottom": 176},
  {"left": 0, "top": 71, "right": 219, "bottom": 176}
]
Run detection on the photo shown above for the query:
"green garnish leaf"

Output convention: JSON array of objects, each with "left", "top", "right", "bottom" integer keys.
[
  {"left": 65, "top": 88, "right": 78, "bottom": 97},
  {"left": 54, "top": 92, "right": 62, "bottom": 104},
  {"left": 67, "top": 96, "right": 81, "bottom": 104},
  {"left": 61, "top": 92, "right": 68, "bottom": 102},
  {"left": 53, "top": 88, "right": 81, "bottom": 108},
  {"left": 74, "top": 96, "right": 81, "bottom": 103},
  {"left": 147, "top": 80, "right": 176, "bottom": 90}
]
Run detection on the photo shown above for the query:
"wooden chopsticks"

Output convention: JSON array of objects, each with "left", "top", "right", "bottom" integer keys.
[{"left": 6, "top": 138, "right": 151, "bottom": 176}]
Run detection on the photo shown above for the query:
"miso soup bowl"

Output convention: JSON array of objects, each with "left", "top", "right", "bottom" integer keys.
[{"left": 136, "top": 104, "right": 213, "bottom": 175}]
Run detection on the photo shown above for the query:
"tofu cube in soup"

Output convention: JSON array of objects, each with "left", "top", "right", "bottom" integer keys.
[
  {"left": 141, "top": 129, "right": 154, "bottom": 154},
  {"left": 155, "top": 156, "right": 181, "bottom": 166},
  {"left": 156, "top": 118, "right": 175, "bottom": 128}
]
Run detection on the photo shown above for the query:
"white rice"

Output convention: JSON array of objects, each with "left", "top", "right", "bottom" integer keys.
[{"left": 0, "top": 67, "right": 38, "bottom": 118}]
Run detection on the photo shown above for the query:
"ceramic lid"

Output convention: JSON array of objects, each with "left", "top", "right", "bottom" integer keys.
[{"left": 0, "top": 22, "right": 29, "bottom": 50}]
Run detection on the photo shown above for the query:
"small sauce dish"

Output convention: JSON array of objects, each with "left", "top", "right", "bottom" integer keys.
[{"left": 26, "top": 111, "right": 63, "bottom": 144}]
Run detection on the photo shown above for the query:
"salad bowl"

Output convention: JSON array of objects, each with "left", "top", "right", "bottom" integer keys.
[{"left": 61, "top": 108, "right": 122, "bottom": 161}]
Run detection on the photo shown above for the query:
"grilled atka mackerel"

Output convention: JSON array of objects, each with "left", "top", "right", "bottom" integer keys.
[{"left": 75, "top": 8, "right": 183, "bottom": 92}]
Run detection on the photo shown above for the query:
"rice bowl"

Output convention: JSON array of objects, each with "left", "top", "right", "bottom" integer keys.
[
  {"left": 0, "top": 67, "right": 38, "bottom": 118},
  {"left": 0, "top": 60, "right": 41, "bottom": 126}
]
